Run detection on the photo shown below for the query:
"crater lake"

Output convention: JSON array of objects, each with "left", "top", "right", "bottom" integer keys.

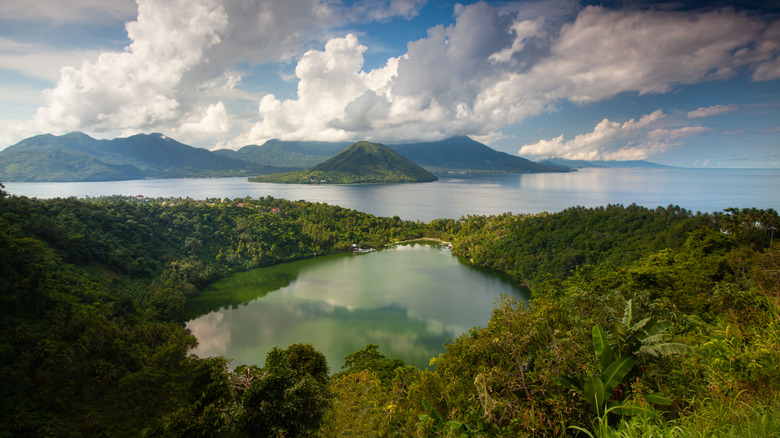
[{"left": 184, "top": 242, "right": 528, "bottom": 370}]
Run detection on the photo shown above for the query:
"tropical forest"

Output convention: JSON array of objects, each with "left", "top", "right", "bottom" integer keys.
[{"left": 1, "top": 182, "right": 778, "bottom": 437}]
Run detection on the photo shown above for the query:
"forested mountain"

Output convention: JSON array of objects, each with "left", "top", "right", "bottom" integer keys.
[
  {"left": 251, "top": 141, "right": 438, "bottom": 184},
  {"left": 540, "top": 157, "right": 676, "bottom": 168},
  {"left": 0, "top": 147, "right": 145, "bottom": 181},
  {"left": 213, "top": 139, "right": 350, "bottom": 169},
  {"left": 1, "top": 184, "right": 778, "bottom": 436},
  {"left": 389, "top": 136, "right": 569, "bottom": 173},
  {"left": 1, "top": 133, "right": 570, "bottom": 181},
  {"left": 0, "top": 132, "right": 279, "bottom": 181}
]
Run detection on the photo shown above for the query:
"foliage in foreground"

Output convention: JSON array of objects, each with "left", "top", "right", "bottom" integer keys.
[
  {"left": 1, "top": 184, "right": 778, "bottom": 437},
  {"left": 148, "top": 344, "right": 331, "bottom": 437}
]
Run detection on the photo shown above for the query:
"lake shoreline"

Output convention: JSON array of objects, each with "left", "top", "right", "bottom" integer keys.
[{"left": 387, "top": 237, "right": 451, "bottom": 247}]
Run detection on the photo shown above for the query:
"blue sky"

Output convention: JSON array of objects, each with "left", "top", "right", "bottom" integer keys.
[{"left": 0, "top": 0, "right": 778, "bottom": 167}]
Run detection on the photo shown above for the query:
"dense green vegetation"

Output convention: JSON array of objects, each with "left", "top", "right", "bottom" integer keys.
[
  {"left": 332, "top": 206, "right": 779, "bottom": 437},
  {"left": 1, "top": 181, "right": 777, "bottom": 436},
  {"left": 0, "top": 188, "right": 424, "bottom": 436},
  {"left": 252, "top": 141, "right": 438, "bottom": 184}
]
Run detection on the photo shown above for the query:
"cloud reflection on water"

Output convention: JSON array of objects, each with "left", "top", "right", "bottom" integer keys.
[{"left": 185, "top": 243, "right": 524, "bottom": 369}]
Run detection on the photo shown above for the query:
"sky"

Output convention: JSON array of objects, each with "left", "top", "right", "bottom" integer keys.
[{"left": 0, "top": 0, "right": 779, "bottom": 167}]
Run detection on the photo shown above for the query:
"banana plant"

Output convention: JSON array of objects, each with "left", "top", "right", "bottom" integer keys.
[
  {"left": 608, "top": 299, "right": 693, "bottom": 360},
  {"left": 557, "top": 324, "right": 670, "bottom": 418},
  {"left": 556, "top": 300, "right": 689, "bottom": 428}
]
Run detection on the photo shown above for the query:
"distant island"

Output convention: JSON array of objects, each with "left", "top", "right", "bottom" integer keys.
[
  {"left": 250, "top": 141, "right": 438, "bottom": 184},
  {"left": 539, "top": 158, "right": 675, "bottom": 169}
]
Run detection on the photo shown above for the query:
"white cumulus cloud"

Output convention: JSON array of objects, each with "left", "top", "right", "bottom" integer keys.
[
  {"left": 237, "top": 34, "right": 388, "bottom": 144},
  {"left": 236, "top": 3, "right": 780, "bottom": 147},
  {"left": 31, "top": 0, "right": 229, "bottom": 139},
  {"left": 473, "top": 5, "right": 771, "bottom": 133},
  {"left": 15, "top": 0, "right": 430, "bottom": 147},
  {"left": 518, "top": 110, "right": 712, "bottom": 161}
]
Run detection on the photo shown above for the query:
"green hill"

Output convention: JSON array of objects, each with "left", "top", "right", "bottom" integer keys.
[
  {"left": 250, "top": 141, "right": 438, "bottom": 184},
  {"left": 0, "top": 132, "right": 275, "bottom": 181}
]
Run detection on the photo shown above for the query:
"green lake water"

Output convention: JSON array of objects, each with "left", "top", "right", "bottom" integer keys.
[{"left": 185, "top": 242, "right": 528, "bottom": 371}]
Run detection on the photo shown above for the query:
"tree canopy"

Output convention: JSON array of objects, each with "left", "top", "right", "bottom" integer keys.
[{"left": 1, "top": 185, "right": 777, "bottom": 436}]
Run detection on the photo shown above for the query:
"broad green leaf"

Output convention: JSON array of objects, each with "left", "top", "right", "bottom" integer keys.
[
  {"left": 643, "top": 320, "right": 673, "bottom": 337},
  {"left": 644, "top": 392, "right": 673, "bottom": 405},
  {"left": 621, "top": 299, "right": 634, "bottom": 327},
  {"left": 602, "top": 355, "right": 636, "bottom": 394},
  {"left": 592, "top": 324, "right": 614, "bottom": 372},
  {"left": 611, "top": 320, "right": 627, "bottom": 355},
  {"left": 629, "top": 317, "right": 653, "bottom": 336},
  {"left": 583, "top": 375, "right": 606, "bottom": 416},
  {"left": 641, "top": 333, "right": 669, "bottom": 345},
  {"left": 609, "top": 400, "right": 656, "bottom": 417},
  {"left": 640, "top": 342, "right": 693, "bottom": 357}
]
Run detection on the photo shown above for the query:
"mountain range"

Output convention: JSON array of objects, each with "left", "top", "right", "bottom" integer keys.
[
  {"left": 251, "top": 141, "right": 438, "bottom": 184},
  {"left": 0, "top": 132, "right": 585, "bottom": 182},
  {"left": 215, "top": 135, "right": 565, "bottom": 174},
  {"left": 388, "top": 136, "right": 566, "bottom": 173},
  {"left": 0, "top": 132, "right": 282, "bottom": 182}
]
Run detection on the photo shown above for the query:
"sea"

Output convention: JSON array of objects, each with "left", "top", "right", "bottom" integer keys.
[{"left": 4, "top": 168, "right": 778, "bottom": 221}]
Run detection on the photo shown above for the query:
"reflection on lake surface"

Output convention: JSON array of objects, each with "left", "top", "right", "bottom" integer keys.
[
  {"left": 5, "top": 168, "right": 778, "bottom": 221},
  {"left": 185, "top": 242, "right": 528, "bottom": 370}
]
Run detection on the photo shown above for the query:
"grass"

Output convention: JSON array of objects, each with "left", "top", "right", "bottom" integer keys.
[{"left": 604, "top": 393, "right": 780, "bottom": 438}]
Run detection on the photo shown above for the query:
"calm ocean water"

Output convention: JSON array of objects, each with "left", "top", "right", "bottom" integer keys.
[{"left": 4, "top": 168, "right": 778, "bottom": 221}]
